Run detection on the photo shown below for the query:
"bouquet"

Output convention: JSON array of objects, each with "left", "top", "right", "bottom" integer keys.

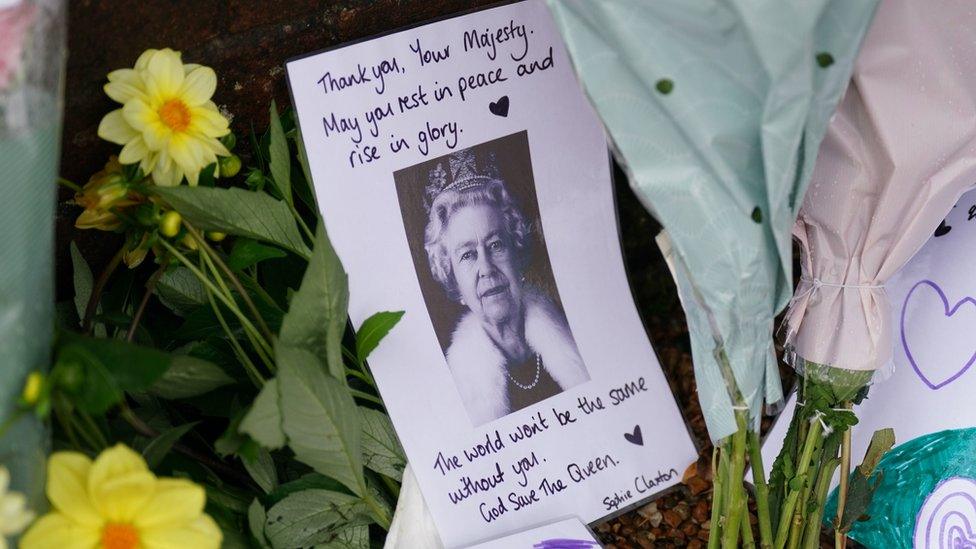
[{"left": 4, "top": 47, "right": 406, "bottom": 549}]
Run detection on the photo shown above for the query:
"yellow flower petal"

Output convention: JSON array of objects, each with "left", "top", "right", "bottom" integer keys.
[
  {"left": 89, "top": 471, "right": 156, "bottom": 523},
  {"left": 133, "top": 479, "right": 205, "bottom": 529},
  {"left": 86, "top": 444, "right": 155, "bottom": 522},
  {"left": 141, "top": 514, "right": 222, "bottom": 549},
  {"left": 188, "top": 106, "right": 230, "bottom": 138},
  {"left": 134, "top": 49, "right": 159, "bottom": 71},
  {"left": 179, "top": 67, "right": 217, "bottom": 107},
  {"left": 119, "top": 136, "right": 149, "bottom": 165},
  {"left": 97, "top": 110, "right": 139, "bottom": 146},
  {"left": 46, "top": 452, "right": 101, "bottom": 528},
  {"left": 104, "top": 69, "right": 145, "bottom": 103},
  {"left": 19, "top": 512, "right": 100, "bottom": 549},
  {"left": 121, "top": 99, "right": 156, "bottom": 133},
  {"left": 144, "top": 49, "right": 185, "bottom": 99},
  {"left": 152, "top": 156, "right": 184, "bottom": 187}
]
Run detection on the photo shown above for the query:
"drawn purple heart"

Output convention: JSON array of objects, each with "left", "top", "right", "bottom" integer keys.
[
  {"left": 624, "top": 425, "right": 643, "bottom": 446},
  {"left": 901, "top": 280, "right": 976, "bottom": 390}
]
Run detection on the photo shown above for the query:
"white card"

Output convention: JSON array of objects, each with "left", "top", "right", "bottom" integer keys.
[
  {"left": 464, "top": 517, "right": 600, "bottom": 549},
  {"left": 287, "top": 1, "right": 697, "bottom": 545},
  {"left": 761, "top": 187, "right": 976, "bottom": 478}
]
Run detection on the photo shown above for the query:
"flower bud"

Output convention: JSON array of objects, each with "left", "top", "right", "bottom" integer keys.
[
  {"left": 56, "top": 361, "right": 84, "bottom": 394},
  {"left": 21, "top": 372, "right": 44, "bottom": 406},
  {"left": 207, "top": 231, "right": 227, "bottom": 242},
  {"left": 219, "top": 154, "right": 242, "bottom": 178},
  {"left": 159, "top": 211, "right": 182, "bottom": 237},
  {"left": 181, "top": 234, "right": 199, "bottom": 251}
]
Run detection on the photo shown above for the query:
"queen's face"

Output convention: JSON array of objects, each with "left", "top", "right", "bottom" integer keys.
[{"left": 444, "top": 203, "right": 523, "bottom": 326}]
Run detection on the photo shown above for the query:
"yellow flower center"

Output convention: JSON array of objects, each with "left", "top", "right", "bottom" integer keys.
[
  {"left": 158, "top": 99, "right": 191, "bottom": 132},
  {"left": 101, "top": 523, "right": 140, "bottom": 549}
]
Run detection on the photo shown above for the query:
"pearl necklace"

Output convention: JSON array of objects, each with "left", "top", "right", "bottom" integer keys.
[{"left": 507, "top": 353, "right": 542, "bottom": 390}]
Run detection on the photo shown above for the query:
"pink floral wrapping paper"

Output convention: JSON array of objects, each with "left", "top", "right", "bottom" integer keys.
[
  {"left": 0, "top": 1, "right": 35, "bottom": 91},
  {"left": 785, "top": 0, "right": 976, "bottom": 375}
]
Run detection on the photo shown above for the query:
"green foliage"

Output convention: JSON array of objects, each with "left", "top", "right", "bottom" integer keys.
[
  {"left": 152, "top": 185, "right": 310, "bottom": 258},
  {"left": 359, "top": 407, "right": 406, "bottom": 481},
  {"left": 264, "top": 489, "right": 371, "bottom": 548},
  {"left": 278, "top": 224, "right": 349, "bottom": 381},
  {"left": 54, "top": 332, "right": 172, "bottom": 413},
  {"left": 150, "top": 355, "right": 234, "bottom": 399},
  {"left": 47, "top": 102, "right": 401, "bottom": 548},
  {"left": 355, "top": 311, "right": 404, "bottom": 366},
  {"left": 227, "top": 238, "right": 287, "bottom": 272},
  {"left": 142, "top": 422, "right": 199, "bottom": 468},
  {"left": 268, "top": 101, "right": 292, "bottom": 206}
]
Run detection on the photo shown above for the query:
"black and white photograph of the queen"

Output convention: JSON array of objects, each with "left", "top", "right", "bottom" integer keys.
[{"left": 394, "top": 131, "right": 589, "bottom": 426}]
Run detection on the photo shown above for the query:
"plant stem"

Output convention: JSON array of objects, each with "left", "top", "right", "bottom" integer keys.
[
  {"left": 159, "top": 239, "right": 274, "bottom": 359},
  {"left": 83, "top": 246, "right": 125, "bottom": 333},
  {"left": 380, "top": 473, "right": 400, "bottom": 500},
  {"left": 196, "top": 240, "right": 276, "bottom": 371},
  {"left": 288, "top": 201, "right": 316, "bottom": 243},
  {"left": 127, "top": 258, "right": 170, "bottom": 342},
  {"left": 708, "top": 445, "right": 724, "bottom": 549},
  {"left": 804, "top": 458, "right": 840, "bottom": 549},
  {"left": 186, "top": 223, "right": 275, "bottom": 344},
  {"left": 364, "top": 490, "right": 392, "bottom": 531},
  {"left": 349, "top": 388, "right": 384, "bottom": 406},
  {"left": 775, "top": 417, "right": 823, "bottom": 549},
  {"left": 741, "top": 498, "right": 756, "bottom": 549},
  {"left": 119, "top": 404, "right": 260, "bottom": 491},
  {"left": 201, "top": 259, "right": 266, "bottom": 388},
  {"left": 787, "top": 434, "right": 823, "bottom": 549},
  {"left": 77, "top": 408, "right": 109, "bottom": 450},
  {"left": 723, "top": 411, "right": 749, "bottom": 549},
  {"left": 749, "top": 429, "right": 774, "bottom": 549},
  {"left": 57, "top": 176, "right": 83, "bottom": 192},
  {"left": 835, "top": 402, "right": 853, "bottom": 549}
]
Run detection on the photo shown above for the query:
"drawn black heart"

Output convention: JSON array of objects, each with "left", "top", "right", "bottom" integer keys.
[
  {"left": 489, "top": 96, "right": 510, "bottom": 117},
  {"left": 935, "top": 219, "right": 952, "bottom": 237},
  {"left": 624, "top": 425, "right": 643, "bottom": 446}
]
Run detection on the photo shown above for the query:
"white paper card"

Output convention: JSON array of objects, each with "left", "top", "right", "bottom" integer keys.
[
  {"left": 464, "top": 517, "right": 600, "bottom": 549},
  {"left": 761, "top": 187, "right": 976, "bottom": 479},
  {"left": 286, "top": 1, "right": 697, "bottom": 546}
]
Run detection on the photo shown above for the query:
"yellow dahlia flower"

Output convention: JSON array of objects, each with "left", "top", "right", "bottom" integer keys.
[
  {"left": 0, "top": 466, "right": 34, "bottom": 549},
  {"left": 97, "top": 48, "right": 231, "bottom": 187},
  {"left": 20, "top": 444, "right": 221, "bottom": 549}
]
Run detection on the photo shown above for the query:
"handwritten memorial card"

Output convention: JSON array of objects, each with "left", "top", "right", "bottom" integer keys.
[{"left": 287, "top": 1, "right": 697, "bottom": 545}]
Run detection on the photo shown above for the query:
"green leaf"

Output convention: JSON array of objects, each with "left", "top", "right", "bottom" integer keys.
[
  {"left": 264, "top": 473, "right": 351, "bottom": 507},
  {"left": 248, "top": 499, "right": 270, "bottom": 548},
  {"left": 151, "top": 355, "right": 234, "bottom": 399},
  {"left": 70, "top": 242, "right": 93, "bottom": 324},
  {"left": 264, "top": 489, "right": 370, "bottom": 548},
  {"left": 227, "top": 238, "right": 287, "bottom": 272},
  {"left": 857, "top": 428, "right": 895, "bottom": 475},
  {"left": 355, "top": 311, "right": 404, "bottom": 365},
  {"left": 278, "top": 223, "right": 349, "bottom": 381},
  {"left": 142, "top": 422, "right": 199, "bottom": 468},
  {"left": 243, "top": 447, "right": 279, "bottom": 494},
  {"left": 840, "top": 470, "right": 884, "bottom": 531},
  {"left": 152, "top": 186, "right": 310, "bottom": 259},
  {"left": 198, "top": 162, "right": 217, "bottom": 188},
  {"left": 292, "top": 122, "right": 318, "bottom": 210},
  {"left": 56, "top": 333, "right": 172, "bottom": 413},
  {"left": 268, "top": 100, "right": 292, "bottom": 206},
  {"left": 359, "top": 407, "right": 405, "bottom": 481},
  {"left": 278, "top": 355, "right": 364, "bottom": 495},
  {"left": 156, "top": 266, "right": 208, "bottom": 316},
  {"left": 240, "top": 378, "right": 286, "bottom": 450},
  {"left": 320, "top": 524, "right": 369, "bottom": 549}
]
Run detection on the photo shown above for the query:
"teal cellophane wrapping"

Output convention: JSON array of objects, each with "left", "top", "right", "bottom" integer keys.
[
  {"left": 547, "top": 1, "right": 878, "bottom": 441},
  {"left": 0, "top": 0, "right": 66, "bottom": 512}
]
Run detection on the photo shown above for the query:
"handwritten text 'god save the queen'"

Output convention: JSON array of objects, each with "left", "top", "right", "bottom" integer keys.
[
  {"left": 428, "top": 377, "right": 676, "bottom": 524},
  {"left": 308, "top": 19, "right": 555, "bottom": 169}
]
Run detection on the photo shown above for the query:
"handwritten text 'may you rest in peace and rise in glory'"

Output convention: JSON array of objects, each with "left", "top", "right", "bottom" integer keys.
[
  {"left": 432, "top": 377, "right": 679, "bottom": 525},
  {"left": 310, "top": 19, "right": 555, "bottom": 168}
]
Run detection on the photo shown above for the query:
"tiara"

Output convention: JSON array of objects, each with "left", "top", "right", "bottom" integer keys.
[{"left": 424, "top": 148, "right": 502, "bottom": 213}]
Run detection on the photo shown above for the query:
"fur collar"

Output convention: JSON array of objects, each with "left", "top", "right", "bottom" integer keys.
[{"left": 446, "top": 287, "right": 589, "bottom": 426}]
